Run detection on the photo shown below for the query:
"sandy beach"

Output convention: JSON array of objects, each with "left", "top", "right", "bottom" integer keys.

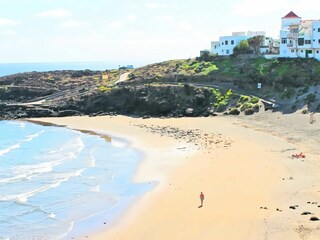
[{"left": 32, "top": 111, "right": 320, "bottom": 240}]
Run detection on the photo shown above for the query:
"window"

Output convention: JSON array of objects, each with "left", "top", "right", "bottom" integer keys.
[
  {"left": 318, "top": 39, "right": 320, "bottom": 44},
  {"left": 318, "top": 28, "right": 320, "bottom": 32},
  {"left": 291, "top": 49, "right": 295, "bottom": 53},
  {"left": 231, "top": 40, "right": 234, "bottom": 45},
  {"left": 298, "top": 38, "right": 304, "bottom": 46},
  {"left": 317, "top": 50, "right": 319, "bottom": 54},
  {"left": 226, "top": 50, "right": 230, "bottom": 54},
  {"left": 305, "top": 40, "right": 311, "bottom": 44},
  {"left": 307, "top": 50, "right": 313, "bottom": 54},
  {"left": 281, "top": 38, "right": 287, "bottom": 44},
  {"left": 290, "top": 28, "right": 299, "bottom": 33},
  {"left": 225, "top": 40, "right": 228, "bottom": 45},
  {"left": 222, "top": 42, "right": 224, "bottom": 45},
  {"left": 301, "top": 50, "right": 304, "bottom": 53}
]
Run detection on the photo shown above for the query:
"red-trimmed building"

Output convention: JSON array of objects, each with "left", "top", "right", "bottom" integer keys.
[{"left": 280, "top": 11, "right": 320, "bottom": 60}]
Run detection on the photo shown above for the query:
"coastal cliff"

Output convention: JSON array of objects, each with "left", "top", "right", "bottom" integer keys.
[{"left": 0, "top": 56, "right": 319, "bottom": 119}]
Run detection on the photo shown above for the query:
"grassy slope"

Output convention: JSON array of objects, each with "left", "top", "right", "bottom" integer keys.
[{"left": 124, "top": 56, "right": 320, "bottom": 112}]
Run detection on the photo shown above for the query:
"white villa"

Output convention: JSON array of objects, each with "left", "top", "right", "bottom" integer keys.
[
  {"left": 207, "top": 11, "right": 320, "bottom": 61},
  {"left": 210, "top": 31, "right": 278, "bottom": 56},
  {"left": 280, "top": 11, "right": 320, "bottom": 60}
]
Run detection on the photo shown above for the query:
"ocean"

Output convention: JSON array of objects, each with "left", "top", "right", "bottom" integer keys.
[
  {"left": 0, "top": 120, "right": 152, "bottom": 240},
  {"left": 0, "top": 61, "right": 143, "bottom": 77}
]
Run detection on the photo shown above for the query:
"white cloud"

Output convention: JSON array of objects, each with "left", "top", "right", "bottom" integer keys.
[
  {"left": 0, "top": 18, "right": 19, "bottom": 26},
  {"left": 108, "top": 21, "right": 124, "bottom": 29},
  {"left": 154, "top": 15, "right": 174, "bottom": 22},
  {"left": 177, "top": 21, "right": 193, "bottom": 31},
  {"left": 34, "top": 8, "right": 73, "bottom": 18},
  {"left": 231, "top": 0, "right": 288, "bottom": 17},
  {"left": 1, "top": 29, "right": 16, "bottom": 36},
  {"left": 60, "top": 20, "right": 85, "bottom": 28},
  {"left": 127, "top": 14, "right": 137, "bottom": 22},
  {"left": 145, "top": 2, "right": 168, "bottom": 10}
]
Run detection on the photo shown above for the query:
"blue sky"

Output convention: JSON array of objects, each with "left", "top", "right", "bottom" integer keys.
[{"left": 0, "top": 0, "right": 319, "bottom": 65}]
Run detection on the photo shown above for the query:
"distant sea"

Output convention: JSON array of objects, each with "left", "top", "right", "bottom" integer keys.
[
  {"left": 0, "top": 121, "right": 153, "bottom": 240},
  {"left": 0, "top": 61, "right": 143, "bottom": 77}
]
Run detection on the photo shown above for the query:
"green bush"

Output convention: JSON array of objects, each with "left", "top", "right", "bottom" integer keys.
[
  {"left": 240, "top": 95, "right": 250, "bottom": 103},
  {"left": 215, "top": 102, "right": 227, "bottom": 112},
  {"left": 252, "top": 103, "right": 260, "bottom": 112},
  {"left": 240, "top": 102, "right": 253, "bottom": 111},
  {"left": 244, "top": 108, "right": 255, "bottom": 115},
  {"left": 250, "top": 96, "right": 259, "bottom": 104},
  {"left": 229, "top": 108, "right": 240, "bottom": 115},
  {"left": 99, "top": 86, "right": 107, "bottom": 91}
]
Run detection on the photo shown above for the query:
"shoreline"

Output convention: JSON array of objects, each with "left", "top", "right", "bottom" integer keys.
[{"left": 31, "top": 112, "right": 320, "bottom": 239}]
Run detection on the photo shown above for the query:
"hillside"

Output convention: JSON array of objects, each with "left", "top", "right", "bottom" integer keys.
[
  {"left": 124, "top": 56, "right": 320, "bottom": 112},
  {"left": 0, "top": 56, "right": 319, "bottom": 119}
]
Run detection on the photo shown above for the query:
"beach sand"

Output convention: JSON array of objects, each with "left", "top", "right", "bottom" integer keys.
[{"left": 32, "top": 111, "right": 320, "bottom": 240}]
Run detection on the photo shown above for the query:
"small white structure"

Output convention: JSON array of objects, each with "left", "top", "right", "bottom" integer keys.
[
  {"left": 211, "top": 32, "right": 251, "bottom": 55},
  {"left": 280, "top": 11, "right": 320, "bottom": 60}
]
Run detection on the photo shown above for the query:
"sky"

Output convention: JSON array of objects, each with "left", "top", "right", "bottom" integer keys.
[{"left": 0, "top": 0, "right": 319, "bottom": 65}]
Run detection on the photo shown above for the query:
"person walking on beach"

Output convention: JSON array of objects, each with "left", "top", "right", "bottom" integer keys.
[{"left": 199, "top": 192, "right": 205, "bottom": 208}]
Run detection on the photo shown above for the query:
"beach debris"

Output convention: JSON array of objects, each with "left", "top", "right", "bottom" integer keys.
[
  {"left": 289, "top": 177, "right": 294, "bottom": 180},
  {"left": 276, "top": 208, "right": 282, "bottom": 212},
  {"left": 307, "top": 202, "right": 311, "bottom": 204},
  {"left": 291, "top": 152, "right": 305, "bottom": 158},
  {"left": 289, "top": 206, "right": 296, "bottom": 210},
  {"left": 281, "top": 148, "right": 297, "bottom": 153},
  {"left": 133, "top": 124, "right": 232, "bottom": 151},
  {"left": 301, "top": 211, "right": 312, "bottom": 215},
  {"left": 310, "top": 216, "right": 319, "bottom": 221},
  {"left": 311, "top": 202, "right": 318, "bottom": 205},
  {"left": 260, "top": 206, "right": 268, "bottom": 210}
]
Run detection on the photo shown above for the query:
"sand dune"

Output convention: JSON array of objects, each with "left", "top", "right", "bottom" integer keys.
[{"left": 32, "top": 111, "right": 320, "bottom": 240}]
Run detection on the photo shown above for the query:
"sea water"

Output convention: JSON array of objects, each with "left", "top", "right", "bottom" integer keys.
[
  {"left": 0, "top": 61, "right": 145, "bottom": 77},
  {"left": 0, "top": 121, "right": 152, "bottom": 240}
]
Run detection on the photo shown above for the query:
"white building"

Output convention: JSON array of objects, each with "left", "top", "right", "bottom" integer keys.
[
  {"left": 210, "top": 31, "right": 276, "bottom": 56},
  {"left": 211, "top": 32, "right": 252, "bottom": 55},
  {"left": 280, "top": 11, "right": 320, "bottom": 60}
]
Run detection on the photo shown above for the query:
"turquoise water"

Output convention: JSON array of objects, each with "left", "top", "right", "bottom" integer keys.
[{"left": 0, "top": 121, "right": 152, "bottom": 240}]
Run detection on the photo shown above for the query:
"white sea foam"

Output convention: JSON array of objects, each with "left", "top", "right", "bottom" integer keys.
[
  {"left": 14, "top": 151, "right": 80, "bottom": 176},
  {"left": 111, "top": 139, "right": 126, "bottom": 148},
  {"left": 0, "top": 169, "right": 86, "bottom": 203},
  {"left": 90, "top": 185, "right": 100, "bottom": 192},
  {"left": 46, "top": 136, "right": 84, "bottom": 157},
  {"left": 0, "top": 174, "right": 28, "bottom": 184},
  {"left": 7, "top": 121, "right": 25, "bottom": 128},
  {"left": 23, "top": 130, "right": 45, "bottom": 142},
  {"left": 87, "top": 149, "right": 96, "bottom": 168},
  {"left": 0, "top": 144, "right": 20, "bottom": 156}
]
